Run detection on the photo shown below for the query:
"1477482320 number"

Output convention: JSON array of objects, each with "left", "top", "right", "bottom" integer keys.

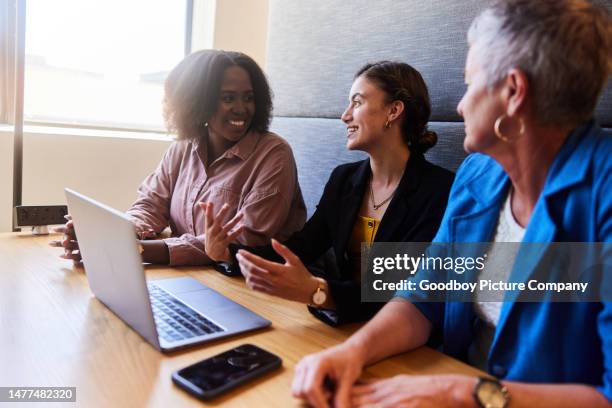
[{"left": 0, "top": 387, "right": 76, "bottom": 402}]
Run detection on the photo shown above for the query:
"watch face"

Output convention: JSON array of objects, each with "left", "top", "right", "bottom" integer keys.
[
  {"left": 312, "top": 290, "right": 327, "bottom": 306},
  {"left": 476, "top": 381, "right": 507, "bottom": 408}
]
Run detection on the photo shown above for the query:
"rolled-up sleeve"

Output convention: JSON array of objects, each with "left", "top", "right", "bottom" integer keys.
[
  {"left": 238, "top": 142, "right": 305, "bottom": 246},
  {"left": 126, "top": 132, "right": 305, "bottom": 266},
  {"left": 163, "top": 233, "right": 211, "bottom": 266},
  {"left": 126, "top": 142, "right": 216, "bottom": 265},
  {"left": 126, "top": 143, "right": 178, "bottom": 239}
]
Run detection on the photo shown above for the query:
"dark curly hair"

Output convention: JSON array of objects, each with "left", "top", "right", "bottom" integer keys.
[
  {"left": 163, "top": 50, "right": 273, "bottom": 140},
  {"left": 355, "top": 61, "right": 437, "bottom": 154}
]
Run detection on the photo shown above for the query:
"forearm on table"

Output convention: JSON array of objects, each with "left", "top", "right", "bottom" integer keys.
[
  {"left": 164, "top": 234, "right": 212, "bottom": 266},
  {"left": 139, "top": 240, "right": 170, "bottom": 264},
  {"left": 344, "top": 298, "right": 432, "bottom": 366},
  {"left": 126, "top": 206, "right": 169, "bottom": 235},
  {"left": 500, "top": 382, "right": 609, "bottom": 408}
]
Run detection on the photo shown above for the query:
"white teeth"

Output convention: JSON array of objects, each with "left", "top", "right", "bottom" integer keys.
[
  {"left": 347, "top": 126, "right": 358, "bottom": 133},
  {"left": 229, "top": 120, "right": 245, "bottom": 126}
]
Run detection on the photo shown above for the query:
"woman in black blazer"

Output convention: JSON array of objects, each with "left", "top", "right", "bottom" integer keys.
[{"left": 202, "top": 61, "right": 454, "bottom": 325}]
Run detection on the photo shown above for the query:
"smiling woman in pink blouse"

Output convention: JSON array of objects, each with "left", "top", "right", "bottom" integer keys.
[{"left": 52, "top": 50, "right": 307, "bottom": 266}]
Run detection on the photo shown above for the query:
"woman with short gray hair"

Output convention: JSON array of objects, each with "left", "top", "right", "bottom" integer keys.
[
  {"left": 291, "top": 1, "right": 612, "bottom": 407},
  {"left": 467, "top": 0, "right": 610, "bottom": 127}
]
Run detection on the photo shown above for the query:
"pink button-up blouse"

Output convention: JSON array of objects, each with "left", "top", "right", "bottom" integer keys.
[{"left": 126, "top": 131, "right": 307, "bottom": 265}]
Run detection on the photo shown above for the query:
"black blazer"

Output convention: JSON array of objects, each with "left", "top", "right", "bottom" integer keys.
[{"left": 229, "top": 153, "right": 454, "bottom": 325}]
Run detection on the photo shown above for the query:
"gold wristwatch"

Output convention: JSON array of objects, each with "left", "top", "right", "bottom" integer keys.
[
  {"left": 474, "top": 377, "right": 510, "bottom": 408},
  {"left": 311, "top": 278, "right": 328, "bottom": 307}
]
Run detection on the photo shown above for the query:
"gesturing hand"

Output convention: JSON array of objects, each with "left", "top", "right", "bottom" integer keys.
[
  {"left": 48, "top": 215, "right": 82, "bottom": 263},
  {"left": 236, "top": 239, "right": 319, "bottom": 304},
  {"left": 200, "top": 202, "right": 244, "bottom": 262}
]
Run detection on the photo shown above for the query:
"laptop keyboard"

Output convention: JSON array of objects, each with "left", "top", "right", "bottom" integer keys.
[{"left": 148, "top": 284, "right": 224, "bottom": 343}]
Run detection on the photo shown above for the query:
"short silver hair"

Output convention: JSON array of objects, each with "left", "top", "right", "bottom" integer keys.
[{"left": 468, "top": 0, "right": 611, "bottom": 126}]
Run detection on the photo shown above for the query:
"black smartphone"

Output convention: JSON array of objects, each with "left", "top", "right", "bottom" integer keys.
[{"left": 172, "top": 344, "right": 282, "bottom": 400}]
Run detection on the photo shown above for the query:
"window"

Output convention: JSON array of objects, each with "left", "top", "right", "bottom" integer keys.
[{"left": 24, "top": 0, "right": 191, "bottom": 131}]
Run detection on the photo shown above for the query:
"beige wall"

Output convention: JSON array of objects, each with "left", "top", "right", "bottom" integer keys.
[
  {"left": 21, "top": 130, "right": 171, "bottom": 212},
  {"left": 0, "top": 128, "right": 171, "bottom": 232},
  {"left": 200, "top": 0, "right": 268, "bottom": 69}
]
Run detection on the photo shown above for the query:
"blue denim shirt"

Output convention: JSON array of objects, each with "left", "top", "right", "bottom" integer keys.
[{"left": 397, "top": 121, "right": 612, "bottom": 401}]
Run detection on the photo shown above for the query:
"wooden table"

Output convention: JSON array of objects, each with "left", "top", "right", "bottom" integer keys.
[{"left": 0, "top": 233, "right": 483, "bottom": 407}]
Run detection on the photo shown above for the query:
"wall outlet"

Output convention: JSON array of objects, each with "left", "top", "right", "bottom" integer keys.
[{"left": 15, "top": 205, "right": 68, "bottom": 227}]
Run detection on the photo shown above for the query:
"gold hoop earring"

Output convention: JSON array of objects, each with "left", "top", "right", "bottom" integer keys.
[
  {"left": 384, "top": 120, "right": 391, "bottom": 129},
  {"left": 494, "top": 115, "right": 524, "bottom": 143}
]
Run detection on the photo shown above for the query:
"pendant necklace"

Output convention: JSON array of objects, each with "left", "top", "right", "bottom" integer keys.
[{"left": 369, "top": 176, "right": 397, "bottom": 210}]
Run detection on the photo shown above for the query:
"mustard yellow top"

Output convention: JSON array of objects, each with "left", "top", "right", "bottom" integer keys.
[{"left": 348, "top": 216, "right": 381, "bottom": 279}]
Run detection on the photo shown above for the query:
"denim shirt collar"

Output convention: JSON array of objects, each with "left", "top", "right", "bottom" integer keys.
[{"left": 457, "top": 120, "right": 597, "bottom": 241}]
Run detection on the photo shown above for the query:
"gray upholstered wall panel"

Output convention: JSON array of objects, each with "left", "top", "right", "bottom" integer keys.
[
  {"left": 424, "top": 123, "right": 469, "bottom": 171},
  {"left": 270, "top": 117, "right": 366, "bottom": 215},
  {"left": 271, "top": 117, "right": 467, "bottom": 216},
  {"left": 267, "top": 0, "right": 479, "bottom": 122},
  {"left": 597, "top": 81, "right": 612, "bottom": 127},
  {"left": 266, "top": 1, "right": 611, "bottom": 214},
  {"left": 267, "top": 0, "right": 612, "bottom": 126}
]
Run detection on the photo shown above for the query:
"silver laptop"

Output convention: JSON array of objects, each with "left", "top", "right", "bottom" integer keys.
[{"left": 65, "top": 188, "right": 270, "bottom": 352}]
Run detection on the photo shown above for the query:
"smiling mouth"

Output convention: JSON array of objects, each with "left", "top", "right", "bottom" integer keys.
[
  {"left": 347, "top": 126, "right": 358, "bottom": 136},
  {"left": 229, "top": 120, "right": 247, "bottom": 127}
]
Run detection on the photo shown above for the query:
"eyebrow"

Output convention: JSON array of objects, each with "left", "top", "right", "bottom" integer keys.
[
  {"left": 350, "top": 92, "right": 364, "bottom": 101},
  {"left": 220, "top": 89, "right": 254, "bottom": 94}
]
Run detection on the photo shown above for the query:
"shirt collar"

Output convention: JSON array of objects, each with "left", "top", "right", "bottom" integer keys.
[
  {"left": 465, "top": 120, "right": 599, "bottom": 207},
  {"left": 190, "top": 129, "right": 261, "bottom": 161},
  {"left": 224, "top": 129, "right": 261, "bottom": 160},
  {"left": 541, "top": 120, "right": 597, "bottom": 196}
]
